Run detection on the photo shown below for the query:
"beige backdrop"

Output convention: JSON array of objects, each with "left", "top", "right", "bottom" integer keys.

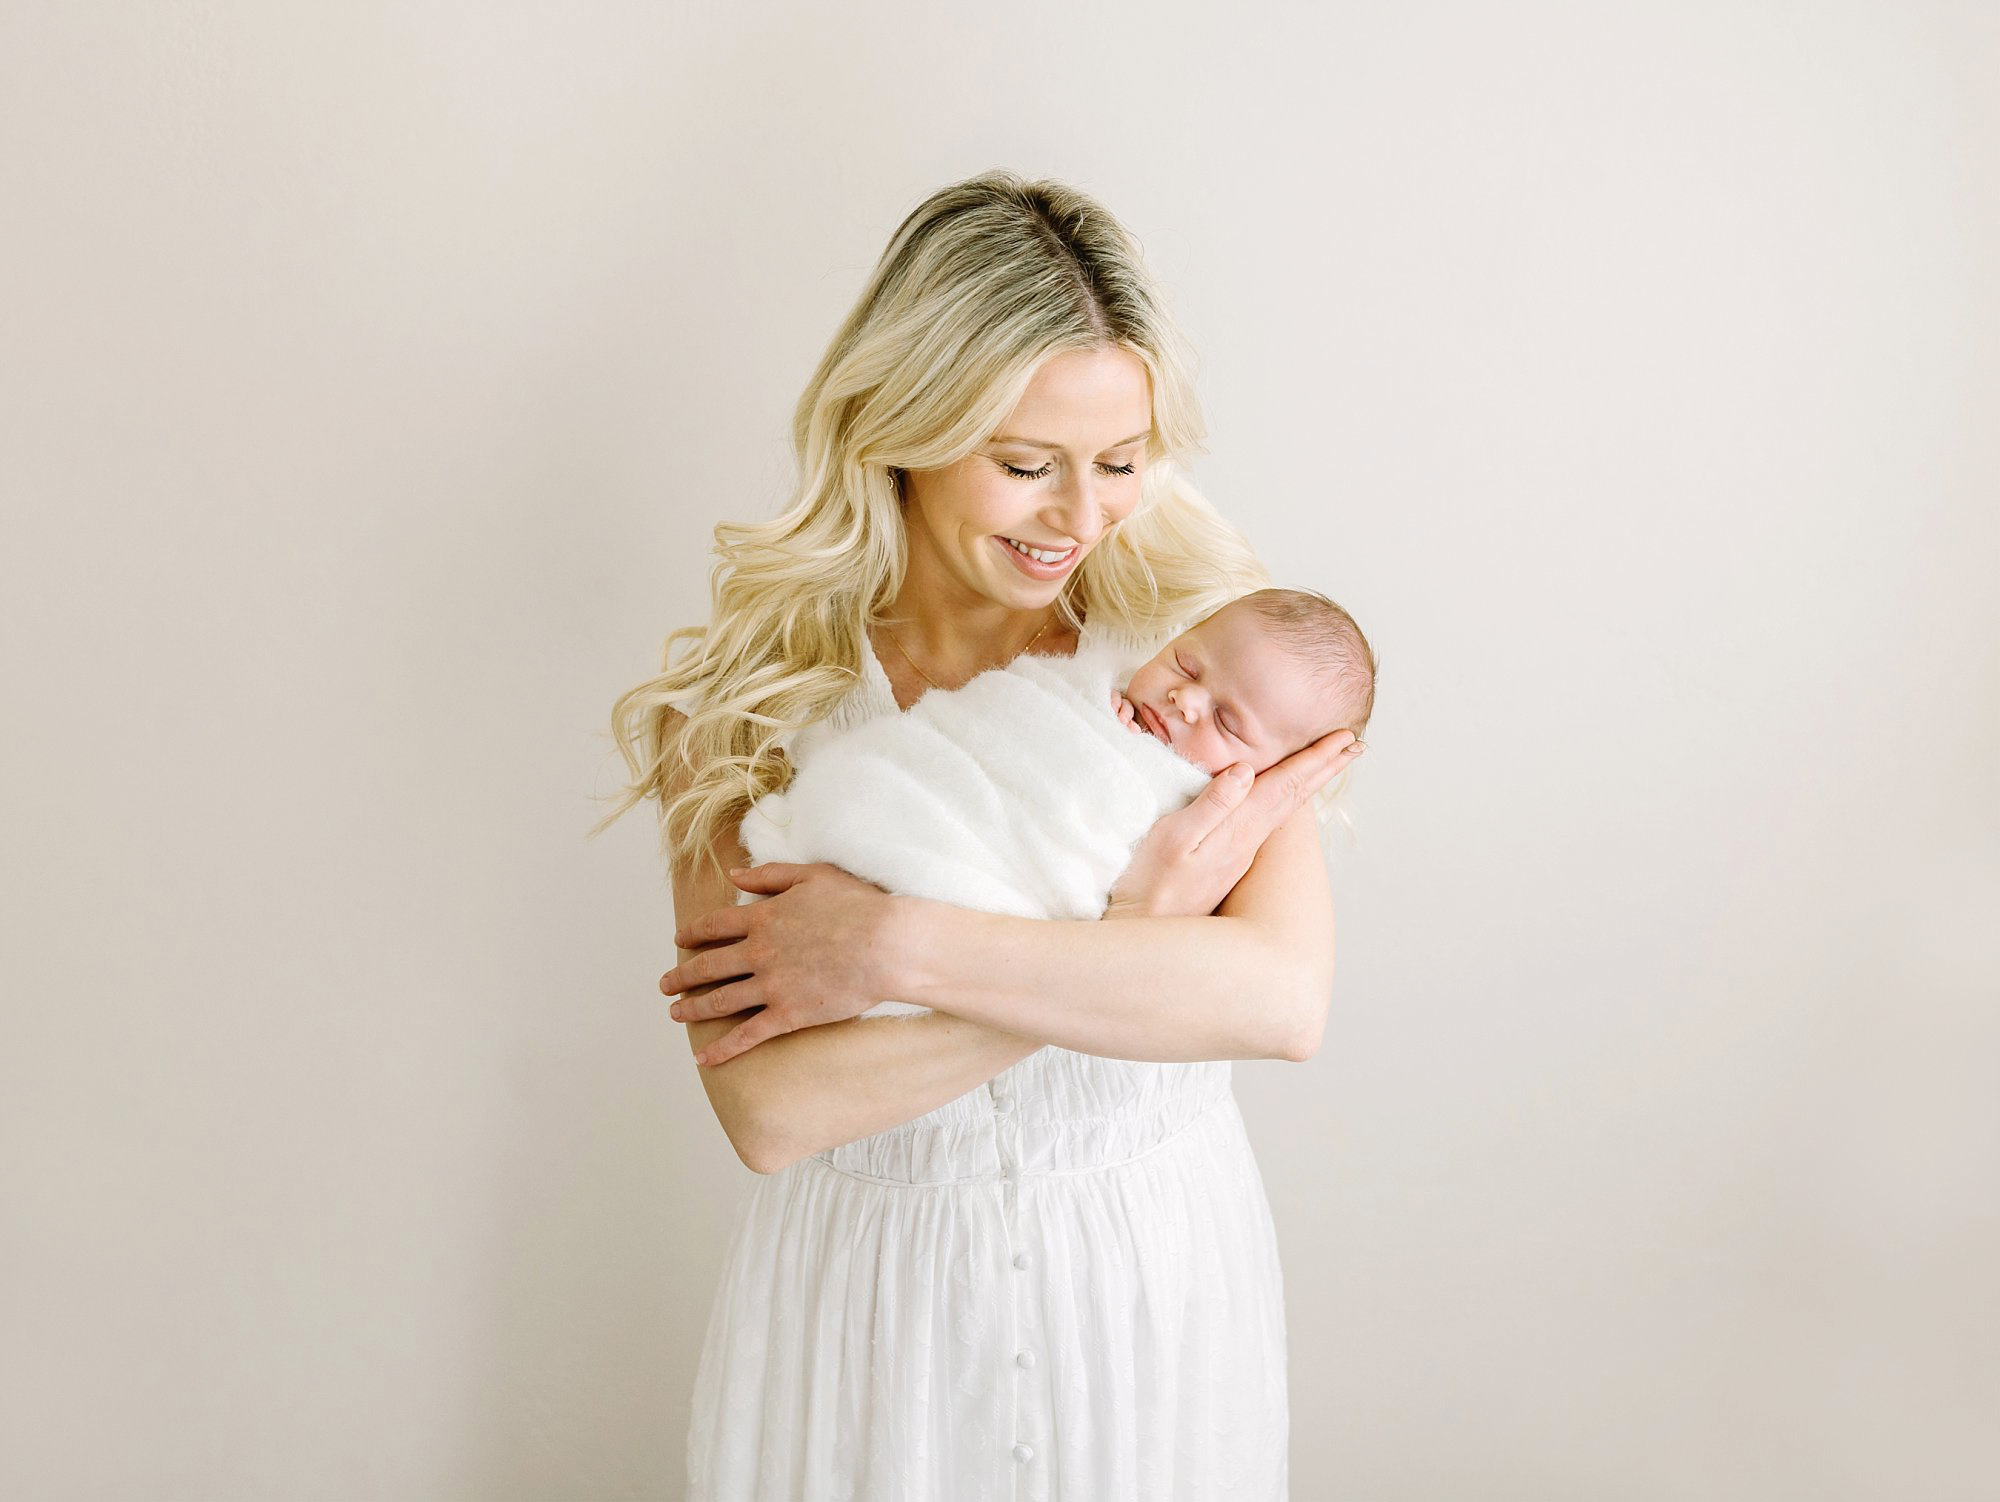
[{"left": 3, "top": 2, "right": 1995, "bottom": 1498}]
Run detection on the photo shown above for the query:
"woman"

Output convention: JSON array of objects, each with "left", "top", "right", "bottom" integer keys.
[{"left": 605, "top": 171, "right": 1361, "bottom": 1500}]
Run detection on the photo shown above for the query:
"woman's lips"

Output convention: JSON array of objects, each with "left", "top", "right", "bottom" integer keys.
[{"left": 994, "top": 534, "right": 1079, "bottom": 579}]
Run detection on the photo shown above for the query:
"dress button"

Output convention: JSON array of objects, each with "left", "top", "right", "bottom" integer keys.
[
  {"left": 1012, "top": 1443, "right": 1035, "bottom": 1463},
  {"left": 992, "top": 1092, "right": 1013, "bottom": 1113},
  {"left": 1016, "top": 1350, "right": 1036, "bottom": 1368},
  {"left": 1013, "top": 1252, "right": 1031, "bottom": 1270}
]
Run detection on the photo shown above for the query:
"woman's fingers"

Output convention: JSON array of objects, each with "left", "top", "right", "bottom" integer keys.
[
  {"left": 1244, "top": 730, "right": 1360, "bottom": 821},
  {"left": 666, "top": 863, "right": 906, "bottom": 1064},
  {"left": 727, "top": 861, "right": 810, "bottom": 893},
  {"left": 695, "top": 1013, "right": 780, "bottom": 1068},
  {"left": 1176, "top": 762, "right": 1256, "bottom": 849},
  {"left": 673, "top": 902, "right": 751, "bottom": 951},
  {"left": 671, "top": 977, "right": 756, "bottom": 1024},
  {"left": 1286, "top": 726, "right": 1359, "bottom": 786},
  {"left": 659, "top": 941, "right": 755, "bottom": 997},
  {"left": 1140, "top": 761, "right": 1255, "bottom": 856}
]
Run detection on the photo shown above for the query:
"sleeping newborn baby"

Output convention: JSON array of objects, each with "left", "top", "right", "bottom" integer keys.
[
  {"left": 1111, "top": 587, "right": 1375, "bottom": 777},
  {"left": 735, "top": 585, "right": 1374, "bottom": 1016}
]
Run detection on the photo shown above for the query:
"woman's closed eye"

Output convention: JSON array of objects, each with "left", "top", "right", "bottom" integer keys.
[{"left": 1000, "top": 460, "right": 1138, "bottom": 479}]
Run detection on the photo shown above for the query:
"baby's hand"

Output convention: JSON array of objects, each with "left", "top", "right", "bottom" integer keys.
[{"left": 1111, "top": 688, "right": 1142, "bottom": 733}]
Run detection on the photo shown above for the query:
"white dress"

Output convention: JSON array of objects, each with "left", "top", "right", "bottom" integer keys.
[{"left": 681, "top": 617, "right": 1291, "bottom": 1501}]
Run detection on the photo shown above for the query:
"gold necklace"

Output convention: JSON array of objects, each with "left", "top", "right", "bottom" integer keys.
[{"left": 884, "top": 609, "right": 1061, "bottom": 693}]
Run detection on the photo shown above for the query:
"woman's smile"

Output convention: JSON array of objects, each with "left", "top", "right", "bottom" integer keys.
[{"left": 994, "top": 533, "right": 1081, "bottom": 579}]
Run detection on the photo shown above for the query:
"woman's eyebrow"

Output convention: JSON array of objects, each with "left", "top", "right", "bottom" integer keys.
[{"left": 988, "top": 429, "right": 1153, "bottom": 451}]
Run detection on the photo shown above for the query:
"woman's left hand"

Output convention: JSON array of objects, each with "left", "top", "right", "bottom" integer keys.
[
  {"left": 1104, "top": 728, "right": 1361, "bottom": 920},
  {"left": 660, "top": 862, "right": 905, "bottom": 1067}
]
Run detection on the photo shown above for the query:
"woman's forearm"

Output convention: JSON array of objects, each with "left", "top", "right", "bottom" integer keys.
[
  {"left": 686, "top": 1003, "right": 1042, "bottom": 1175},
  {"left": 680, "top": 800, "right": 1333, "bottom": 1168},
  {"left": 887, "top": 899, "right": 1313, "bottom": 1063},
  {"left": 881, "top": 799, "right": 1334, "bottom": 1064}
]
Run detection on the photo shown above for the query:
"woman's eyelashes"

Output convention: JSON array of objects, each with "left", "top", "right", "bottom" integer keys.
[{"left": 992, "top": 462, "right": 1136, "bottom": 478}]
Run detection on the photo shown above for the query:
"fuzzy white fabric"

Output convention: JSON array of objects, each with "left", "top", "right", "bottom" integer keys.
[{"left": 735, "top": 640, "right": 1212, "bottom": 1018}]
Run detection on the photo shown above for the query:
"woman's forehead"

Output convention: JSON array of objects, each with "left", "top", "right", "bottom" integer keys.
[{"left": 997, "top": 348, "right": 1152, "bottom": 445}]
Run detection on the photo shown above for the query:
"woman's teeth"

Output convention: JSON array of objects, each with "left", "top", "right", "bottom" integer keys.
[{"left": 1003, "top": 537, "right": 1075, "bottom": 564}]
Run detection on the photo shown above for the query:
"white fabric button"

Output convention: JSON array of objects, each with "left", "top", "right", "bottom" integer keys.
[
  {"left": 992, "top": 1092, "right": 1014, "bottom": 1113},
  {"left": 1016, "top": 1350, "right": 1036, "bottom": 1368},
  {"left": 1012, "top": 1443, "right": 1035, "bottom": 1463},
  {"left": 1013, "top": 1252, "right": 1031, "bottom": 1270}
]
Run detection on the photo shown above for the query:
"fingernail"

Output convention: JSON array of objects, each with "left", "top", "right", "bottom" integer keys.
[
  {"left": 670, "top": 1004, "right": 683, "bottom": 1020},
  {"left": 728, "top": 866, "right": 747, "bottom": 877},
  {"left": 1227, "top": 764, "right": 1253, "bottom": 784}
]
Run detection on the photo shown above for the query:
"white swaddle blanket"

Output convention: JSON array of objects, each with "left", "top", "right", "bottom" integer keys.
[{"left": 736, "top": 640, "right": 1213, "bottom": 1018}]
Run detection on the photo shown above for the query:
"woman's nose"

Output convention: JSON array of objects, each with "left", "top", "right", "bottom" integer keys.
[{"left": 1045, "top": 473, "right": 1113, "bottom": 546}]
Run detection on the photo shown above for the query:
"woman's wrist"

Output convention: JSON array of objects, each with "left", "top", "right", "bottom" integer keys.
[
  {"left": 887, "top": 892, "right": 1158, "bottom": 1012},
  {"left": 878, "top": 894, "right": 939, "bottom": 1001},
  {"left": 880, "top": 896, "right": 1030, "bottom": 1019}
]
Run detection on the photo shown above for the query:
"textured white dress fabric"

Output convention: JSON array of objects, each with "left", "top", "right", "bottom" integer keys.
[{"left": 677, "top": 618, "right": 1291, "bottom": 1501}]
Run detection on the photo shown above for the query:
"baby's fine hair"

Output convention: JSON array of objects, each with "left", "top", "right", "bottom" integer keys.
[{"left": 1231, "top": 587, "right": 1377, "bottom": 741}]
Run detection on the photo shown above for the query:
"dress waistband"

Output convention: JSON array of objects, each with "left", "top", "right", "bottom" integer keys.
[{"left": 807, "top": 1084, "right": 1239, "bottom": 1188}]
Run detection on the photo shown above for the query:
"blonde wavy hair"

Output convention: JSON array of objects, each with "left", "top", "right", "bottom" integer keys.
[{"left": 595, "top": 170, "right": 1351, "bottom": 881}]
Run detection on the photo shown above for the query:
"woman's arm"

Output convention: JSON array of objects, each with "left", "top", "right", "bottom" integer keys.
[
  {"left": 894, "top": 797, "right": 1335, "bottom": 1063},
  {"left": 658, "top": 708, "right": 1043, "bottom": 1175},
  {"left": 669, "top": 730, "right": 1359, "bottom": 1069}
]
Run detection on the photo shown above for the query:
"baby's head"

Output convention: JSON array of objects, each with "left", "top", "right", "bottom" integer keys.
[{"left": 1122, "top": 588, "right": 1376, "bottom": 776}]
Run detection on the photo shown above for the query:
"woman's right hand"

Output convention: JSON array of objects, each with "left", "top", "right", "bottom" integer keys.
[{"left": 1106, "top": 729, "right": 1364, "bottom": 919}]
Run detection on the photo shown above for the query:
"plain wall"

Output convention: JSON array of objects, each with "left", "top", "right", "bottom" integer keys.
[{"left": 2, "top": 2, "right": 1994, "bottom": 1497}]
